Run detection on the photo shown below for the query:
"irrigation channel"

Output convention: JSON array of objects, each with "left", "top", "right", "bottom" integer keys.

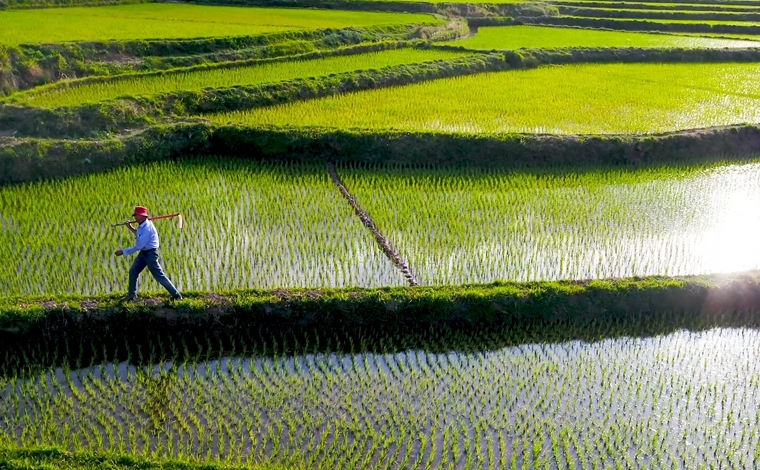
[{"left": 2, "top": 327, "right": 759, "bottom": 468}]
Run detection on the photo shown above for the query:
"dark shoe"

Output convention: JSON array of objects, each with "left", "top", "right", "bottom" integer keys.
[
  {"left": 171, "top": 294, "right": 183, "bottom": 301},
  {"left": 120, "top": 295, "right": 136, "bottom": 302}
]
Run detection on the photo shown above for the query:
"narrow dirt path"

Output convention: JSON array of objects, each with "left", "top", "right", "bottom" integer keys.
[{"left": 327, "top": 162, "right": 420, "bottom": 287}]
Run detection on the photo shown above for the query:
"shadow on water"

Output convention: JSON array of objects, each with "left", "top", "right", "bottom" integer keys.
[{"left": 3, "top": 311, "right": 759, "bottom": 378}]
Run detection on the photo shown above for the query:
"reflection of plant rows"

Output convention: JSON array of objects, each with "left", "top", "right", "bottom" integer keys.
[{"left": 4, "top": 327, "right": 760, "bottom": 467}]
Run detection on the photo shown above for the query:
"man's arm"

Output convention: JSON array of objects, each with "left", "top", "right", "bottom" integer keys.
[
  {"left": 117, "top": 224, "right": 152, "bottom": 256},
  {"left": 125, "top": 221, "right": 137, "bottom": 235}
]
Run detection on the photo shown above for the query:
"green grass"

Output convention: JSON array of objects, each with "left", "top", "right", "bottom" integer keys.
[
  {"left": 2, "top": 325, "right": 760, "bottom": 468},
  {"left": 12, "top": 49, "right": 470, "bottom": 108},
  {"left": 0, "top": 159, "right": 406, "bottom": 296},
  {"left": 211, "top": 63, "right": 760, "bottom": 134},
  {"left": 447, "top": 25, "right": 760, "bottom": 49},
  {"left": 674, "top": 31, "right": 760, "bottom": 37},
  {"left": 0, "top": 4, "right": 438, "bottom": 45},
  {"left": 553, "top": 0, "right": 760, "bottom": 8},
  {"left": 0, "top": 447, "right": 288, "bottom": 470},
  {"left": 565, "top": 14, "right": 760, "bottom": 24},
  {"left": 339, "top": 161, "right": 760, "bottom": 284}
]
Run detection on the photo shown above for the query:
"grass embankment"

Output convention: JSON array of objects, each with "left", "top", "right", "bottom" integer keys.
[
  {"left": 553, "top": 1, "right": 760, "bottom": 11},
  {"left": 558, "top": 6, "right": 760, "bottom": 21},
  {"left": 448, "top": 24, "right": 760, "bottom": 48},
  {"left": 5, "top": 121, "right": 760, "bottom": 185},
  {"left": 2, "top": 273, "right": 760, "bottom": 341},
  {"left": 211, "top": 62, "right": 760, "bottom": 134},
  {"left": 12, "top": 48, "right": 469, "bottom": 108},
  {"left": 526, "top": 15, "right": 760, "bottom": 33},
  {"left": 0, "top": 448, "right": 287, "bottom": 470},
  {"left": 0, "top": 4, "right": 440, "bottom": 45}
]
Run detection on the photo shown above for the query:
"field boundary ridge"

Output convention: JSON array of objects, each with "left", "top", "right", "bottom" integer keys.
[
  {"left": 2, "top": 272, "right": 760, "bottom": 344},
  {"left": 3, "top": 123, "right": 760, "bottom": 185},
  {"left": 0, "top": 446, "right": 285, "bottom": 469}
]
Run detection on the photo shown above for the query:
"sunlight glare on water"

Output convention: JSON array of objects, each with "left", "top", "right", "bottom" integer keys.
[{"left": 687, "top": 164, "right": 760, "bottom": 274}]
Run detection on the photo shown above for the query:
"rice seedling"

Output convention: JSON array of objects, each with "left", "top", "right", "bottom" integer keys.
[
  {"left": 0, "top": 4, "right": 439, "bottom": 45},
  {"left": 0, "top": 158, "right": 404, "bottom": 296},
  {"left": 16, "top": 49, "right": 471, "bottom": 109},
  {"left": 211, "top": 62, "right": 760, "bottom": 134},
  {"left": 447, "top": 25, "right": 760, "bottom": 49},
  {"left": 339, "top": 160, "right": 760, "bottom": 285},
  {"left": 2, "top": 326, "right": 760, "bottom": 468}
]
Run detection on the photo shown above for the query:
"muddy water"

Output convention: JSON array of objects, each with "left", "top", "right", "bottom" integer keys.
[{"left": 2, "top": 328, "right": 760, "bottom": 469}]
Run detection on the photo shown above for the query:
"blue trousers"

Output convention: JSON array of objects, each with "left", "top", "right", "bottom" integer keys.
[{"left": 128, "top": 249, "right": 180, "bottom": 297}]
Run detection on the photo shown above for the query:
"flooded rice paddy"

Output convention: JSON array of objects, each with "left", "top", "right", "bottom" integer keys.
[{"left": 2, "top": 327, "right": 760, "bottom": 469}]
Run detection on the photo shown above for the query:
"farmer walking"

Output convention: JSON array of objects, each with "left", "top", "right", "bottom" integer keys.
[{"left": 114, "top": 206, "right": 182, "bottom": 301}]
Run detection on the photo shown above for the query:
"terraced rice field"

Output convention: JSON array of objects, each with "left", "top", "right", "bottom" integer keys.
[
  {"left": 0, "top": 4, "right": 438, "bottom": 45},
  {"left": 0, "top": 160, "right": 405, "bottom": 296},
  {"left": 4, "top": 158, "right": 760, "bottom": 296},
  {"left": 12, "top": 49, "right": 471, "bottom": 108},
  {"left": 447, "top": 25, "right": 760, "bottom": 49},
  {"left": 341, "top": 161, "right": 760, "bottom": 284},
  {"left": 212, "top": 63, "right": 760, "bottom": 134},
  {"left": 3, "top": 326, "right": 760, "bottom": 469}
]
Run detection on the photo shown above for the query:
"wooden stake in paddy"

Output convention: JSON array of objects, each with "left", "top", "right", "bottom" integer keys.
[{"left": 113, "top": 206, "right": 183, "bottom": 301}]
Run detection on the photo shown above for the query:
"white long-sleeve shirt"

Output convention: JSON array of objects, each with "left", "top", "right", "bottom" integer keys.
[{"left": 122, "top": 220, "right": 159, "bottom": 256}]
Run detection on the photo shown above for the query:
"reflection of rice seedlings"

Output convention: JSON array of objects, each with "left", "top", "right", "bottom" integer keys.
[{"left": 3, "top": 327, "right": 760, "bottom": 467}]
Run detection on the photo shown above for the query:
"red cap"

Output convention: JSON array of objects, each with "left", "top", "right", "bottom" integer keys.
[{"left": 132, "top": 206, "right": 149, "bottom": 217}]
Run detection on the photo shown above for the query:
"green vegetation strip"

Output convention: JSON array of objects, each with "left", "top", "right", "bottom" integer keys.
[
  {"left": 13, "top": 48, "right": 469, "bottom": 109},
  {"left": 0, "top": 4, "right": 439, "bottom": 45},
  {"left": 5, "top": 122, "right": 760, "bottom": 185},
  {"left": 559, "top": 7, "right": 760, "bottom": 21},
  {"left": 2, "top": 272, "right": 760, "bottom": 336},
  {"left": 212, "top": 62, "right": 760, "bottom": 134},
  {"left": 528, "top": 15, "right": 760, "bottom": 32},
  {"left": 554, "top": 1, "right": 760, "bottom": 11},
  {"left": 448, "top": 25, "right": 760, "bottom": 49},
  {"left": 0, "top": 448, "right": 284, "bottom": 470}
]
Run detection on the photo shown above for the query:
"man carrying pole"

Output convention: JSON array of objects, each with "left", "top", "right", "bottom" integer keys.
[{"left": 114, "top": 206, "right": 182, "bottom": 301}]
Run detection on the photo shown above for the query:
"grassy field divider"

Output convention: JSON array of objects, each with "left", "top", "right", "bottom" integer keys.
[
  {"left": 183, "top": 0, "right": 558, "bottom": 18},
  {"left": 523, "top": 15, "right": 760, "bottom": 34},
  {"left": 4, "top": 122, "right": 760, "bottom": 185},
  {"left": 558, "top": 7, "right": 760, "bottom": 22},
  {"left": 11, "top": 46, "right": 760, "bottom": 138},
  {"left": 327, "top": 161, "right": 420, "bottom": 286},
  {"left": 554, "top": 1, "right": 760, "bottom": 12},
  {"left": 0, "top": 446, "right": 286, "bottom": 470},
  {"left": 2, "top": 272, "right": 760, "bottom": 344}
]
